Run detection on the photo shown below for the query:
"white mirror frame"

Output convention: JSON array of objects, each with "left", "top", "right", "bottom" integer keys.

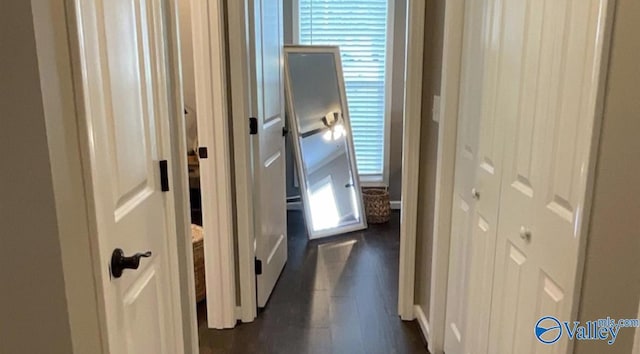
[{"left": 283, "top": 45, "right": 368, "bottom": 239}]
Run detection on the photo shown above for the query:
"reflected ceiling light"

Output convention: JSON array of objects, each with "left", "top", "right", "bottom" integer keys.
[{"left": 323, "top": 123, "right": 345, "bottom": 141}]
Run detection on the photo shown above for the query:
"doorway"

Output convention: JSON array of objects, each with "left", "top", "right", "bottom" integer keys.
[
  {"left": 181, "top": 0, "right": 424, "bottom": 336},
  {"left": 178, "top": 0, "right": 429, "bottom": 346}
]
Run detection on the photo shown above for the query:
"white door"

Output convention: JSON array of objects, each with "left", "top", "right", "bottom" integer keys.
[
  {"left": 443, "top": 0, "right": 492, "bottom": 352},
  {"left": 73, "top": 0, "right": 183, "bottom": 353},
  {"left": 487, "top": 0, "right": 606, "bottom": 353},
  {"left": 249, "top": 0, "right": 288, "bottom": 308},
  {"left": 461, "top": 0, "right": 516, "bottom": 352}
]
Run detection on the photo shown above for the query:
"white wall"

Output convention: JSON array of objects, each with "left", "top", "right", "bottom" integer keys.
[
  {"left": 575, "top": 0, "right": 640, "bottom": 352},
  {"left": 0, "top": 1, "right": 74, "bottom": 352}
]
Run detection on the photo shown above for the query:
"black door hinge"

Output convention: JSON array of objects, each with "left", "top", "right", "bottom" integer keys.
[
  {"left": 255, "top": 258, "right": 263, "bottom": 275},
  {"left": 282, "top": 126, "right": 289, "bottom": 137},
  {"left": 249, "top": 117, "right": 258, "bottom": 135},
  {"left": 198, "top": 147, "right": 208, "bottom": 159},
  {"left": 159, "top": 160, "right": 169, "bottom": 192}
]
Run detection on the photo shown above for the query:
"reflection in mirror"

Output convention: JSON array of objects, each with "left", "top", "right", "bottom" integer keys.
[{"left": 284, "top": 46, "right": 367, "bottom": 239}]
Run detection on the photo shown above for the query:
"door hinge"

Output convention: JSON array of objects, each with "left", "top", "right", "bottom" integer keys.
[
  {"left": 255, "top": 258, "right": 263, "bottom": 275},
  {"left": 198, "top": 147, "right": 208, "bottom": 159},
  {"left": 282, "top": 126, "right": 289, "bottom": 137},
  {"left": 249, "top": 117, "right": 258, "bottom": 135},
  {"left": 159, "top": 160, "right": 169, "bottom": 192}
]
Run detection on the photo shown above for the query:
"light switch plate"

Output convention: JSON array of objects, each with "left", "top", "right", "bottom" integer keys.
[{"left": 432, "top": 95, "right": 441, "bottom": 123}]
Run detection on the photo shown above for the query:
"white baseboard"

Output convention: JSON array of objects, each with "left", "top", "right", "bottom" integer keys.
[
  {"left": 391, "top": 200, "right": 401, "bottom": 210},
  {"left": 414, "top": 305, "right": 431, "bottom": 344}
]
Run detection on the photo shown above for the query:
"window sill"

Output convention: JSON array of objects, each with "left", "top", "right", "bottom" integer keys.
[{"left": 359, "top": 175, "right": 387, "bottom": 188}]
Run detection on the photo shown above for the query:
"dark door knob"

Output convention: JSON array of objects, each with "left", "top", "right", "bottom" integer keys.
[{"left": 110, "top": 248, "right": 152, "bottom": 278}]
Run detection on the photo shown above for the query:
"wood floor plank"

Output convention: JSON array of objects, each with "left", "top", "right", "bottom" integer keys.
[{"left": 329, "top": 296, "right": 365, "bottom": 354}]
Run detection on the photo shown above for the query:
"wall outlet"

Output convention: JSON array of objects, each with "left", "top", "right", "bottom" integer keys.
[{"left": 432, "top": 95, "right": 441, "bottom": 123}]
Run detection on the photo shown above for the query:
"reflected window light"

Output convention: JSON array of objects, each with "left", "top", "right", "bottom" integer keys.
[{"left": 309, "top": 177, "right": 340, "bottom": 231}]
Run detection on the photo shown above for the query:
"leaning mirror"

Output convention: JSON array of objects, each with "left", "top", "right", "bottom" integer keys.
[{"left": 284, "top": 46, "right": 368, "bottom": 239}]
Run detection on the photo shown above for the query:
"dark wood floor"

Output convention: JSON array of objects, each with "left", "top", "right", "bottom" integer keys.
[{"left": 198, "top": 210, "right": 428, "bottom": 354}]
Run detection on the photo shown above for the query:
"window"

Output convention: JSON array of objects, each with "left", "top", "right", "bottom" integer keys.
[{"left": 297, "top": 0, "right": 392, "bottom": 181}]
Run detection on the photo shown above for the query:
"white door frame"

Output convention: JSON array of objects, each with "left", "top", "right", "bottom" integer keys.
[
  {"left": 226, "top": 0, "right": 260, "bottom": 323},
  {"left": 33, "top": 2, "right": 107, "bottom": 351},
  {"left": 190, "top": 0, "right": 238, "bottom": 329},
  {"left": 45, "top": 0, "right": 198, "bottom": 352},
  {"left": 427, "top": 1, "right": 465, "bottom": 352},
  {"left": 397, "top": 0, "right": 426, "bottom": 321},
  {"left": 225, "top": 0, "right": 260, "bottom": 321}
]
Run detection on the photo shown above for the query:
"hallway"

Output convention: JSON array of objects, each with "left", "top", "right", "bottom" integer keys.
[{"left": 198, "top": 211, "right": 428, "bottom": 353}]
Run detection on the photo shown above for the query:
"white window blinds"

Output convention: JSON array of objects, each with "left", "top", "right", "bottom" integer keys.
[{"left": 298, "top": 0, "right": 390, "bottom": 177}]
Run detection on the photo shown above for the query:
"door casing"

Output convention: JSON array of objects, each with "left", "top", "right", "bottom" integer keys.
[
  {"left": 397, "top": 0, "right": 427, "bottom": 322},
  {"left": 190, "top": 0, "right": 238, "bottom": 329}
]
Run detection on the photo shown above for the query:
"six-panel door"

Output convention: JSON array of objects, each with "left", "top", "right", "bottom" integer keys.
[
  {"left": 488, "top": 0, "right": 605, "bottom": 353},
  {"left": 444, "top": 0, "right": 492, "bottom": 352},
  {"left": 447, "top": 0, "right": 607, "bottom": 353}
]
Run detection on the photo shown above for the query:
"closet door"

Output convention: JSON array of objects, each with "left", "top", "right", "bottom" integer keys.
[
  {"left": 443, "top": 0, "right": 497, "bottom": 352},
  {"left": 461, "top": 0, "right": 513, "bottom": 353},
  {"left": 487, "top": 0, "right": 608, "bottom": 353}
]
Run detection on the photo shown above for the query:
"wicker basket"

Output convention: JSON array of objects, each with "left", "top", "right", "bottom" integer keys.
[
  {"left": 191, "top": 224, "right": 206, "bottom": 302},
  {"left": 362, "top": 188, "right": 391, "bottom": 224}
]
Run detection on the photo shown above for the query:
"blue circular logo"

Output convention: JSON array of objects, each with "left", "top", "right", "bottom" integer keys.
[{"left": 535, "top": 316, "right": 563, "bottom": 344}]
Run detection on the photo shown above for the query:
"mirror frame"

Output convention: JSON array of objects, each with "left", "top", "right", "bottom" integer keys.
[{"left": 283, "top": 45, "right": 368, "bottom": 239}]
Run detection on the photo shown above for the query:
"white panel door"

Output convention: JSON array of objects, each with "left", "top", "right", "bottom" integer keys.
[
  {"left": 249, "top": 0, "right": 288, "bottom": 308},
  {"left": 73, "top": 0, "right": 183, "bottom": 353},
  {"left": 487, "top": 0, "right": 606, "bottom": 353},
  {"left": 443, "top": 0, "right": 492, "bottom": 352},
  {"left": 461, "top": 0, "right": 522, "bottom": 352}
]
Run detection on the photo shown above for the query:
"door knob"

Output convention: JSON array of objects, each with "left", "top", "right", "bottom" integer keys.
[
  {"left": 110, "top": 248, "right": 152, "bottom": 278},
  {"left": 519, "top": 226, "right": 532, "bottom": 242},
  {"left": 471, "top": 188, "right": 480, "bottom": 200}
]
